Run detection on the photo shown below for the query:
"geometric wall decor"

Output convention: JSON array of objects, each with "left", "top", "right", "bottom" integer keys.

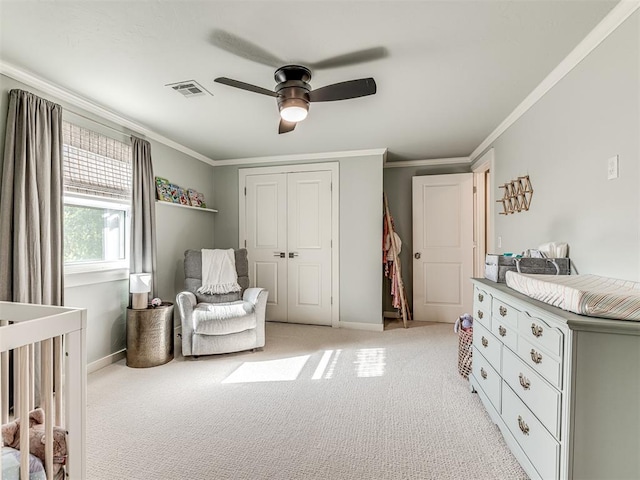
[{"left": 497, "top": 175, "right": 533, "bottom": 215}]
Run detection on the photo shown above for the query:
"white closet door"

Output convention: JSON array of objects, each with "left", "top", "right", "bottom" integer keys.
[
  {"left": 245, "top": 174, "right": 288, "bottom": 322},
  {"left": 287, "top": 171, "right": 332, "bottom": 325},
  {"left": 412, "top": 173, "right": 473, "bottom": 323}
]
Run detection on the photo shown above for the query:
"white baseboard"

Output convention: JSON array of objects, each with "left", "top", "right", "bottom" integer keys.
[
  {"left": 338, "top": 321, "right": 384, "bottom": 332},
  {"left": 88, "top": 349, "right": 126, "bottom": 374}
]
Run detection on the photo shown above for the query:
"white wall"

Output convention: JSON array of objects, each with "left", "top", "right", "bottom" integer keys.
[
  {"left": 479, "top": 11, "right": 640, "bottom": 280},
  {"left": 0, "top": 73, "right": 216, "bottom": 365}
]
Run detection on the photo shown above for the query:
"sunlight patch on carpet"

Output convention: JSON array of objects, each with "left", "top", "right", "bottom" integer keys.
[
  {"left": 354, "top": 348, "right": 386, "bottom": 377},
  {"left": 222, "top": 355, "right": 311, "bottom": 383},
  {"left": 312, "top": 350, "right": 334, "bottom": 380}
]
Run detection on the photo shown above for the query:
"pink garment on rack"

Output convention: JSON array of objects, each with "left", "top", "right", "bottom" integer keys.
[{"left": 383, "top": 211, "right": 402, "bottom": 309}]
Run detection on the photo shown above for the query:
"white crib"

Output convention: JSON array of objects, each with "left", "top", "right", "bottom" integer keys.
[{"left": 0, "top": 301, "right": 86, "bottom": 480}]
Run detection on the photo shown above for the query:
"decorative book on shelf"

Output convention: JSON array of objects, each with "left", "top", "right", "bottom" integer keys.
[{"left": 155, "top": 176, "right": 207, "bottom": 208}]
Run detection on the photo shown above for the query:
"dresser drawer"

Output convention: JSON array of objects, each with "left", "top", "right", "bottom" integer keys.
[
  {"left": 502, "top": 347, "right": 561, "bottom": 439},
  {"left": 502, "top": 383, "right": 560, "bottom": 480},
  {"left": 474, "top": 285, "right": 491, "bottom": 310},
  {"left": 492, "top": 298, "right": 519, "bottom": 326},
  {"left": 491, "top": 315, "right": 517, "bottom": 351},
  {"left": 517, "top": 337, "right": 562, "bottom": 389},
  {"left": 472, "top": 347, "right": 501, "bottom": 412},
  {"left": 473, "top": 322, "right": 501, "bottom": 371},
  {"left": 473, "top": 286, "right": 491, "bottom": 331},
  {"left": 519, "top": 310, "right": 563, "bottom": 357}
]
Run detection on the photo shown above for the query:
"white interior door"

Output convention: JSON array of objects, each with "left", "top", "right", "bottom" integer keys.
[
  {"left": 244, "top": 169, "right": 332, "bottom": 326},
  {"left": 245, "top": 174, "right": 288, "bottom": 321},
  {"left": 412, "top": 173, "right": 473, "bottom": 323},
  {"left": 287, "top": 171, "right": 332, "bottom": 325}
]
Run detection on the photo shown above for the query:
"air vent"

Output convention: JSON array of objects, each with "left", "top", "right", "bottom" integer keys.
[{"left": 165, "top": 80, "right": 211, "bottom": 98}]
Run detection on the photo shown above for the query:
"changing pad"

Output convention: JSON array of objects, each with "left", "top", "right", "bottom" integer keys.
[{"left": 505, "top": 272, "right": 640, "bottom": 321}]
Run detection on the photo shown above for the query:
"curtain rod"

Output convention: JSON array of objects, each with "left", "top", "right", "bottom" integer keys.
[{"left": 63, "top": 109, "right": 140, "bottom": 140}]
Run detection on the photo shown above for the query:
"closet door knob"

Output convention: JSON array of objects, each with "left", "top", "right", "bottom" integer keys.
[
  {"left": 414, "top": 252, "right": 421, "bottom": 259},
  {"left": 289, "top": 252, "right": 299, "bottom": 258}
]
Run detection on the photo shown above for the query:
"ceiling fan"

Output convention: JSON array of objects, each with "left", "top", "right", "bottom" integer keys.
[
  {"left": 211, "top": 30, "right": 385, "bottom": 134},
  {"left": 215, "top": 66, "right": 376, "bottom": 134}
]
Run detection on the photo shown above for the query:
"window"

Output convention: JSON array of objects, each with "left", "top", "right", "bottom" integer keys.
[{"left": 62, "top": 122, "right": 132, "bottom": 272}]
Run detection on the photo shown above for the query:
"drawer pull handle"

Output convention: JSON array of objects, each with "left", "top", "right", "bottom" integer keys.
[
  {"left": 498, "top": 325, "right": 506, "bottom": 337},
  {"left": 517, "top": 416, "right": 530, "bottom": 435},
  {"left": 478, "top": 293, "right": 484, "bottom": 302},
  {"left": 531, "top": 323, "right": 544, "bottom": 338},
  {"left": 499, "top": 306, "right": 507, "bottom": 317},
  {"left": 477, "top": 310, "right": 484, "bottom": 319},
  {"left": 480, "top": 367, "right": 487, "bottom": 379},
  {"left": 481, "top": 337, "right": 488, "bottom": 348},
  {"left": 530, "top": 349, "right": 543, "bottom": 364},
  {"left": 518, "top": 373, "right": 531, "bottom": 390}
]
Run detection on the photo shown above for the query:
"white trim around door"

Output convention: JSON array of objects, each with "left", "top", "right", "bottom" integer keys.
[
  {"left": 239, "top": 162, "right": 340, "bottom": 328},
  {"left": 472, "top": 148, "right": 495, "bottom": 278}
]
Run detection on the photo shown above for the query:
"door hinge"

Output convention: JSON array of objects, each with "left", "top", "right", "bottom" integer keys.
[
  {"left": 244, "top": 239, "right": 247, "bottom": 248},
  {"left": 244, "top": 187, "right": 247, "bottom": 196},
  {"left": 473, "top": 186, "right": 477, "bottom": 193},
  {"left": 331, "top": 296, "right": 333, "bottom": 305},
  {"left": 330, "top": 182, "right": 332, "bottom": 192}
]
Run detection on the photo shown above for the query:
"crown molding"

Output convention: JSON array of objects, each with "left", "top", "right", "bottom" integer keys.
[
  {"left": 0, "top": 61, "right": 218, "bottom": 166},
  {"left": 384, "top": 157, "right": 470, "bottom": 169},
  {"left": 470, "top": 0, "right": 640, "bottom": 162},
  {"left": 213, "top": 148, "right": 388, "bottom": 167}
]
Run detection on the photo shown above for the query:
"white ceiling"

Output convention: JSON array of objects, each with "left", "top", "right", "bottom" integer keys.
[{"left": 0, "top": 1, "right": 618, "bottom": 163}]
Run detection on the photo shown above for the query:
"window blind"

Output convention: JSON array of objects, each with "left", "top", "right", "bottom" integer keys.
[{"left": 62, "top": 121, "right": 132, "bottom": 200}]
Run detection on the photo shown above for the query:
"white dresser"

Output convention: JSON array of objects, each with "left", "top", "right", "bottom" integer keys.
[{"left": 470, "top": 278, "right": 640, "bottom": 480}]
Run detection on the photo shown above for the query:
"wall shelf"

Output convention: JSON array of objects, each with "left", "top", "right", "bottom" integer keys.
[{"left": 155, "top": 200, "right": 218, "bottom": 213}]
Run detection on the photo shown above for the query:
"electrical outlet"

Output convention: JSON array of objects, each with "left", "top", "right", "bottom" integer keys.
[{"left": 607, "top": 155, "right": 619, "bottom": 180}]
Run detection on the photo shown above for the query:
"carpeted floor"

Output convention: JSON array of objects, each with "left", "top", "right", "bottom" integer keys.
[{"left": 87, "top": 321, "right": 528, "bottom": 479}]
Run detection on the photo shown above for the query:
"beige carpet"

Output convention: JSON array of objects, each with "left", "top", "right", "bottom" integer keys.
[{"left": 87, "top": 321, "right": 527, "bottom": 479}]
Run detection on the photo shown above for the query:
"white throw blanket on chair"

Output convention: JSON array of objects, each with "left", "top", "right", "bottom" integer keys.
[{"left": 197, "top": 248, "right": 242, "bottom": 295}]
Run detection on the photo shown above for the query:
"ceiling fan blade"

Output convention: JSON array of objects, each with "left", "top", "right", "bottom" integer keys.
[
  {"left": 309, "top": 78, "right": 377, "bottom": 102},
  {"left": 210, "top": 29, "right": 283, "bottom": 68},
  {"left": 214, "top": 77, "right": 277, "bottom": 97},
  {"left": 279, "top": 119, "right": 297, "bottom": 134},
  {"left": 308, "top": 47, "right": 388, "bottom": 70}
]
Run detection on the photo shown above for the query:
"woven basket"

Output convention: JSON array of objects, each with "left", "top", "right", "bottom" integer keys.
[{"left": 457, "top": 327, "right": 473, "bottom": 379}]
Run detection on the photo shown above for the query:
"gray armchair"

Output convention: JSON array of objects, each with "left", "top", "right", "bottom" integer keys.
[{"left": 176, "top": 249, "right": 268, "bottom": 356}]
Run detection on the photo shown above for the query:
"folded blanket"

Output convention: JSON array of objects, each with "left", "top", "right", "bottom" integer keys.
[{"left": 197, "top": 249, "right": 242, "bottom": 295}]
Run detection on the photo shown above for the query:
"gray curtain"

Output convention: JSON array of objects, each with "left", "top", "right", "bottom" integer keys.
[
  {"left": 130, "top": 136, "right": 157, "bottom": 299},
  {"left": 0, "top": 89, "right": 63, "bottom": 305}
]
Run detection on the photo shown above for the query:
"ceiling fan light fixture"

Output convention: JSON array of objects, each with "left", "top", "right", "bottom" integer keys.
[
  {"left": 279, "top": 97, "right": 309, "bottom": 122},
  {"left": 280, "top": 106, "right": 308, "bottom": 122}
]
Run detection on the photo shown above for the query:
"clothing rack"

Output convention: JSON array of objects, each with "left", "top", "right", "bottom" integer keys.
[{"left": 383, "top": 193, "right": 411, "bottom": 328}]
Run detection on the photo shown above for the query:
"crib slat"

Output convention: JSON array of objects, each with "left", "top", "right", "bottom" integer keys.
[
  {"left": 0, "top": 341, "right": 3, "bottom": 480},
  {"left": 42, "top": 338, "right": 55, "bottom": 479},
  {"left": 19, "top": 345, "right": 30, "bottom": 480},
  {"left": 13, "top": 358, "right": 20, "bottom": 419},
  {"left": 54, "top": 335, "right": 63, "bottom": 425},
  {"left": 1, "top": 319, "right": 8, "bottom": 425},
  {"left": 1, "top": 350, "right": 8, "bottom": 424},
  {"left": 28, "top": 343, "right": 35, "bottom": 411}
]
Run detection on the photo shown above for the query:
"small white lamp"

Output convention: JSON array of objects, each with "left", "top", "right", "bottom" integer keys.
[{"left": 130, "top": 273, "right": 152, "bottom": 309}]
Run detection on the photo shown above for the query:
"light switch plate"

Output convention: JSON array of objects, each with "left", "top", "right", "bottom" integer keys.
[{"left": 607, "top": 155, "right": 619, "bottom": 180}]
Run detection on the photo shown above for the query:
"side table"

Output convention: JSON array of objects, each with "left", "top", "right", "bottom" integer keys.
[{"left": 126, "top": 302, "right": 174, "bottom": 368}]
